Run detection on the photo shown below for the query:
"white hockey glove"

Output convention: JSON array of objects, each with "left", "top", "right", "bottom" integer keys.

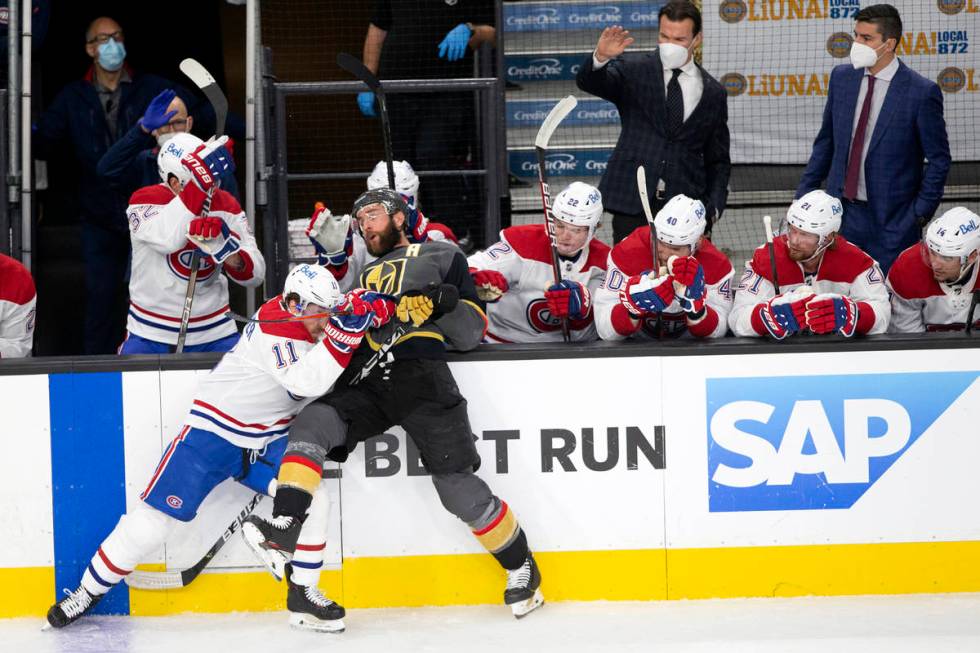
[{"left": 306, "top": 204, "right": 353, "bottom": 267}]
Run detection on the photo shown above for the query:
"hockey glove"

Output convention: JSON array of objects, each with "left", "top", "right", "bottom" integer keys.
[
  {"left": 470, "top": 268, "right": 509, "bottom": 302},
  {"left": 438, "top": 23, "right": 473, "bottom": 61},
  {"left": 197, "top": 135, "right": 236, "bottom": 177},
  {"left": 545, "top": 280, "right": 591, "bottom": 320},
  {"left": 356, "top": 91, "right": 376, "bottom": 117},
  {"left": 343, "top": 289, "right": 397, "bottom": 329},
  {"left": 139, "top": 89, "right": 177, "bottom": 132},
  {"left": 306, "top": 205, "right": 353, "bottom": 267},
  {"left": 759, "top": 286, "right": 815, "bottom": 339},
  {"left": 805, "top": 293, "right": 858, "bottom": 337},
  {"left": 187, "top": 216, "right": 241, "bottom": 264},
  {"left": 405, "top": 199, "right": 430, "bottom": 243},
  {"left": 397, "top": 283, "right": 460, "bottom": 327},
  {"left": 618, "top": 272, "right": 675, "bottom": 317},
  {"left": 668, "top": 255, "right": 706, "bottom": 316}
]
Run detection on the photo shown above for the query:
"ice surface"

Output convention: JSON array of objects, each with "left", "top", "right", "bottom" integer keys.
[{"left": 8, "top": 594, "right": 980, "bottom": 653}]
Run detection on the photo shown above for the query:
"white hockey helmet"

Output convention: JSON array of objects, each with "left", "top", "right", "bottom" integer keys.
[
  {"left": 654, "top": 194, "right": 706, "bottom": 251},
  {"left": 786, "top": 190, "right": 842, "bottom": 238},
  {"left": 367, "top": 160, "right": 420, "bottom": 201},
  {"left": 552, "top": 182, "right": 603, "bottom": 243},
  {"left": 157, "top": 132, "right": 205, "bottom": 188},
  {"left": 924, "top": 207, "right": 980, "bottom": 265},
  {"left": 283, "top": 263, "right": 343, "bottom": 314}
]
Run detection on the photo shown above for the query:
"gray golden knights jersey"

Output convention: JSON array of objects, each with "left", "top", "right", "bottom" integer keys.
[{"left": 357, "top": 240, "right": 487, "bottom": 357}]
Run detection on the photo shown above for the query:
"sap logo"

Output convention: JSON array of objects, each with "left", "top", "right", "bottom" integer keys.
[{"left": 707, "top": 372, "right": 977, "bottom": 512}]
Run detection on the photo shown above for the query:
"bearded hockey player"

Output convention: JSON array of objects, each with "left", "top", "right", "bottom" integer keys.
[
  {"left": 594, "top": 194, "right": 734, "bottom": 340},
  {"left": 120, "top": 133, "right": 264, "bottom": 354},
  {"left": 242, "top": 188, "right": 545, "bottom": 620},
  {"left": 729, "top": 190, "right": 890, "bottom": 338},
  {"left": 887, "top": 207, "right": 980, "bottom": 333},
  {"left": 47, "top": 264, "right": 395, "bottom": 633},
  {"left": 466, "top": 181, "right": 610, "bottom": 342},
  {"left": 366, "top": 159, "right": 459, "bottom": 244}
]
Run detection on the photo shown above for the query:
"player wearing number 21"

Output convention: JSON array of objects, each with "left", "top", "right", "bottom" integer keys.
[{"left": 729, "top": 191, "right": 890, "bottom": 339}]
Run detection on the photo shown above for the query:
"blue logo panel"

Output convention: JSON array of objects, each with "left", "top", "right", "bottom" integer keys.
[
  {"left": 505, "top": 54, "right": 586, "bottom": 82},
  {"left": 509, "top": 149, "right": 612, "bottom": 178},
  {"left": 508, "top": 99, "right": 620, "bottom": 127},
  {"left": 706, "top": 372, "right": 978, "bottom": 512},
  {"left": 503, "top": 2, "right": 664, "bottom": 32}
]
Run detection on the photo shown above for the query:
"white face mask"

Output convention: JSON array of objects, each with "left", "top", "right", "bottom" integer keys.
[
  {"left": 156, "top": 132, "right": 176, "bottom": 147},
  {"left": 659, "top": 42, "right": 690, "bottom": 70},
  {"left": 849, "top": 41, "right": 887, "bottom": 69}
]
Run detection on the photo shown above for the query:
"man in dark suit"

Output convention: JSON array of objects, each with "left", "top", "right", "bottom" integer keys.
[
  {"left": 576, "top": 1, "right": 730, "bottom": 244},
  {"left": 797, "top": 4, "right": 950, "bottom": 274}
]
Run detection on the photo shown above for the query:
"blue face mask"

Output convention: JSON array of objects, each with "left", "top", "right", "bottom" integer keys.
[{"left": 97, "top": 39, "right": 126, "bottom": 72}]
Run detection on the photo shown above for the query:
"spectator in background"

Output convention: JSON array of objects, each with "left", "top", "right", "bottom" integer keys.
[
  {"left": 576, "top": 1, "right": 730, "bottom": 243},
  {"left": 357, "top": 0, "right": 496, "bottom": 249},
  {"left": 0, "top": 253, "right": 37, "bottom": 358},
  {"left": 797, "top": 3, "right": 950, "bottom": 274},
  {"left": 98, "top": 89, "right": 239, "bottom": 202},
  {"left": 34, "top": 16, "right": 211, "bottom": 354}
]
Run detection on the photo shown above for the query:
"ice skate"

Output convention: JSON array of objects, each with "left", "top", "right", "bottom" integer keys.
[
  {"left": 286, "top": 566, "right": 346, "bottom": 633},
  {"left": 504, "top": 554, "right": 543, "bottom": 619},
  {"left": 46, "top": 586, "right": 103, "bottom": 629},
  {"left": 242, "top": 514, "right": 301, "bottom": 581}
]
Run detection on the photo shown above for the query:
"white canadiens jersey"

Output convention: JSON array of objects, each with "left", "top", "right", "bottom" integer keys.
[
  {"left": 126, "top": 184, "right": 265, "bottom": 346},
  {"left": 594, "top": 227, "right": 734, "bottom": 340},
  {"left": 886, "top": 244, "right": 980, "bottom": 332},
  {"left": 729, "top": 235, "right": 890, "bottom": 336},
  {"left": 185, "top": 297, "right": 348, "bottom": 449},
  {"left": 0, "top": 253, "right": 36, "bottom": 358},
  {"left": 467, "top": 225, "right": 610, "bottom": 343}
]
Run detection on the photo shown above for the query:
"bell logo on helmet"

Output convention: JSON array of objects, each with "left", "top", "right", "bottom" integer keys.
[{"left": 957, "top": 220, "right": 978, "bottom": 236}]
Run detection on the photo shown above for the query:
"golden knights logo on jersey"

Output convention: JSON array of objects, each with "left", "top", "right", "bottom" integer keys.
[{"left": 362, "top": 258, "right": 408, "bottom": 296}]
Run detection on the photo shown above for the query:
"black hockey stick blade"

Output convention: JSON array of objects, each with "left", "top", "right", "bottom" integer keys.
[
  {"left": 180, "top": 58, "right": 228, "bottom": 136},
  {"left": 125, "top": 493, "right": 263, "bottom": 590},
  {"left": 337, "top": 52, "right": 380, "bottom": 91}
]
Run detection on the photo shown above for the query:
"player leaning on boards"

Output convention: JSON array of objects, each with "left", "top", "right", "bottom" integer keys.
[
  {"left": 886, "top": 207, "right": 980, "bottom": 333},
  {"left": 467, "top": 182, "right": 610, "bottom": 343},
  {"left": 594, "top": 194, "right": 734, "bottom": 340},
  {"left": 119, "top": 133, "right": 264, "bottom": 354},
  {"left": 47, "top": 264, "right": 395, "bottom": 632},
  {"left": 242, "top": 188, "right": 545, "bottom": 620},
  {"left": 729, "top": 191, "right": 890, "bottom": 339}
]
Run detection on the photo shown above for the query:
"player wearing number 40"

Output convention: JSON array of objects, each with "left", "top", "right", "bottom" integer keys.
[
  {"left": 729, "top": 190, "right": 890, "bottom": 339},
  {"left": 118, "top": 132, "right": 265, "bottom": 354},
  {"left": 594, "top": 194, "right": 734, "bottom": 340},
  {"left": 48, "top": 265, "right": 396, "bottom": 633}
]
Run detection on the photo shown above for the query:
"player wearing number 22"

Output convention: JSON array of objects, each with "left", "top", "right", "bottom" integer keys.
[
  {"left": 47, "top": 264, "right": 396, "bottom": 632},
  {"left": 467, "top": 182, "right": 610, "bottom": 343},
  {"left": 729, "top": 190, "right": 890, "bottom": 339},
  {"left": 119, "top": 132, "right": 265, "bottom": 354},
  {"left": 594, "top": 194, "right": 734, "bottom": 340},
  {"left": 243, "top": 188, "right": 545, "bottom": 620}
]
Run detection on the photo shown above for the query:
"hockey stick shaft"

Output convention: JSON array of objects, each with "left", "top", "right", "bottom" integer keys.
[
  {"left": 125, "top": 493, "right": 263, "bottom": 590},
  {"left": 636, "top": 166, "right": 663, "bottom": 338},
  {"left": 534, "top": 96, "right": 577, "bottom": 343},
  {"left": 349, "top": 323, "right": 407, "bottom": 386},
  {"left": 175, "top": 186, "right": 217, "bottom": 353},
  {"left": 763, "top": 215, "right": 781, "bottom": 295},
  {"left": 337, "top": 53, "right": 395, "bottom": 190}
]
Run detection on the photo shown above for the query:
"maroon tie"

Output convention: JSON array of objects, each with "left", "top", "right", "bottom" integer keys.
[{"left": 843, "top": 75, "right": 876, "bottom": 201}]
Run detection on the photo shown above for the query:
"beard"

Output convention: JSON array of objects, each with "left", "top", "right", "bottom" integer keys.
[{"left": 365, "top": 218, "right": 403, "bottom": 257}]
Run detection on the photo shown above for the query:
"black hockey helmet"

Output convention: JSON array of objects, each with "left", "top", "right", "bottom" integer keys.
[{"left": 351, "top": 187, "right": 409, "bottom": 222}]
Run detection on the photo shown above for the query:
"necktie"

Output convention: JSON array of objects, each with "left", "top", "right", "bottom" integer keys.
[
  {"left": 666, "top": 69, "right": 684, "bottom": 133},
  {"left": 843, "top": 75, "right": 876, "bottom": 201}
]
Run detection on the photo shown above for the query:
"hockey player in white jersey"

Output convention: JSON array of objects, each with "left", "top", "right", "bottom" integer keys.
[
  {"left": 729, "top": 190, "right": 890, "bottom": 338},
  {"left": 366, "top": 159, "right": 459, "bottom": 244},
  {"left": 120, "top": 132, "right": 265, "bottom": 354},
  {"left": 47, "top": 264, "right": 396, "bottom": 633},
  {"left": 466, "top": 181, "right": 610, "bottom": 342},
  {"left": 594, "top": 194, "right": 733, "bottom": 340},
  {"left": 887, "top": 207, "right": 980, "bottom": 333},
  {"left": 0, "top": 252, "right": 36, "bottom": 357}
]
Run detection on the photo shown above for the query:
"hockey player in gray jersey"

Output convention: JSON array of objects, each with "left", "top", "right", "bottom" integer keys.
[{"left": 243, "top": 188, "right": 544, "bottom": 620}]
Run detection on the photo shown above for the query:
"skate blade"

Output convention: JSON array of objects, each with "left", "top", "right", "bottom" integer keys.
[
  {"left": 41, "top": 621, "right": 53, "bottom": 631},
  {"left": 510, "top": 589, "right": 544, "bottom": 619},
  {"left": 241, "top": 522, "right": 289, "bottom": 582},
  {"left": 289, "top": 612, "right": 345, "bottom": 633}
]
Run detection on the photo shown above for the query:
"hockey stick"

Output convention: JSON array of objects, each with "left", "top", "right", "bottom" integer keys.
[
  {"left": 175, "top": 58, "right": 229, "bottom": 353},
  {"left": 349, "top": 323, "right": 407, "bottom": 386},
  {"left": 337, "top": 53, "right": 395, "bottom": 190},
  {"left": 534, "top": 95, "right": 578, "bottom": 343},
  {"left": 636, "top": 165, "right": 663, "bottom": 338},
  {"left": 763, "top": 215, "right": 781, "bottom": 295},
  {"left": 125, "top": 493, "right": 263, "bottom": 590}
]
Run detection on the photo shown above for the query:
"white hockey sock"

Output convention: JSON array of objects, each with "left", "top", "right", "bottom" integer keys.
[
  {"left": 290, "top": 480, "right": 330, "bottom": 587},
  {"left": 81, "top": 502, "right": 177, "bottom": 596}
]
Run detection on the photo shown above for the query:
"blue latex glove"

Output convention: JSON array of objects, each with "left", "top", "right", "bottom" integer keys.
[
  {"left": 357, "top": 91, "right": 376, "bottom": 117},
  {"left": 139, "top": 89, "right": 178, "bottom": 132},
  {"left": 438, "top": 23, "right": 472, "bottom": 62}
]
